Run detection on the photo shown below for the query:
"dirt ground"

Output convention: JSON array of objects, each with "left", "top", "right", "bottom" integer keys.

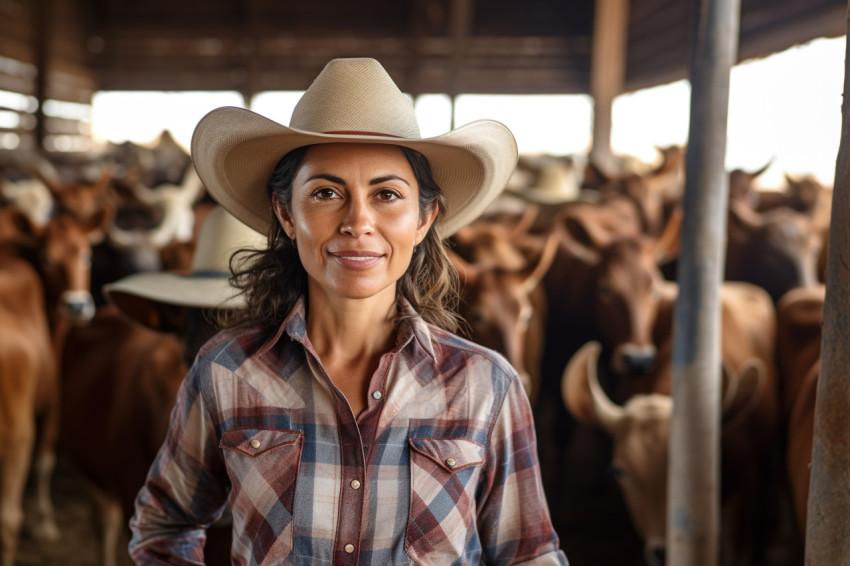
[{"left": 16, "top": 456, "right": 134, "bottom": 566}]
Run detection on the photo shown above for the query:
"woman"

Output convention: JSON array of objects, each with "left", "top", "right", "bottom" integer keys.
[{"left": 129, "top": 57, "right": 568, "bottom": 565}]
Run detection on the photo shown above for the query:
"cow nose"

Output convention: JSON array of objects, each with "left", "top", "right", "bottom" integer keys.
[
  {"left": 61, "top": 290, "right": 96, "bottom": 324},
  {"left": 621, "top": 346, "right": 656, "bottom": 375},
  {"left": 645, "top": 543, "right": 666, "bottom": 566}
]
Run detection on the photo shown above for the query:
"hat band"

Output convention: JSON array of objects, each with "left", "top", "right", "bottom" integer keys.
[{"left": 324, "top": 130, "right": 404, "bottom": 138}]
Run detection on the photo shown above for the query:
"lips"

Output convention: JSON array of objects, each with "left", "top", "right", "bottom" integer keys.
[{"left": 329, "top": 250, "right": 384, "bottom": 269}]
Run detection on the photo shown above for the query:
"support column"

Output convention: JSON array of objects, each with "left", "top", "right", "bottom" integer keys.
[
  {"left": 667, "top": 0, "right": 740, "bottom": 564},
  {"left": 589, "top": 0, "right": 629, "bottom": 175},
  {"left": 805, "top": 9, "right": 850, "bottom": 564}
]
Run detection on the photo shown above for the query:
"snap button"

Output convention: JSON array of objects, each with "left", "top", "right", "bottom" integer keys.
[
  {"left": 350, "top": 479, "right": 361, "bottom": 490},
  {"left": 344, "top": 543, "right": 355, "bottom": 554},
  {"left": 250, "top": 439, "right": 261, "bottom": 449},
  {"left": 446, "top": 457, "right": 457, "bottom": 468},
  {"left": 372, "top": 391, "right": 382, "bottom": 400}
]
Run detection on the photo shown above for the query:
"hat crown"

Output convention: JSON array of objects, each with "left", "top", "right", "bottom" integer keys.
[
  {"left": 289, "top": 58, "right": 421, "bottom": 139},
  {"left": 192, "top": 206, "right": 266, "bottom": 274}
]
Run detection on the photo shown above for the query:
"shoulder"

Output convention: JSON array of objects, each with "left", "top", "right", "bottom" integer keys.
[
  {"left": 425, "top": 323, "right": 520, "bottom": 391},
  {"left": 196, "top": 323, "right": 275, "bottom": 371}
]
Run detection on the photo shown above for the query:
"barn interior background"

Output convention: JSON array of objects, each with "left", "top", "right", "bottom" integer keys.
[{"left": 0, "top": 0, "right": 847, "bottom": 565}]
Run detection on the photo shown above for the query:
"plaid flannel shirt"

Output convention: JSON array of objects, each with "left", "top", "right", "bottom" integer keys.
[{"left": 129, "top": 297, "right": 568, "bottom": 565}]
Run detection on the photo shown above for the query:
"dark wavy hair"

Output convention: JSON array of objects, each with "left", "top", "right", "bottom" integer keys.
[{"left": 218, "top": 144, "right": 462, "bottom": 332}]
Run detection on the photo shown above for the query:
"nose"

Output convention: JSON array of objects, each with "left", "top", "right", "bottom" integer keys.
[
  {"left": 620, "top": 344, "right": 657, "bottom": 376},
  {"left": 60, "top": 290, "right": 96, "bottom": 324},
  {"left": 339, "top": 197, "right": 374, "bottom": 237}
]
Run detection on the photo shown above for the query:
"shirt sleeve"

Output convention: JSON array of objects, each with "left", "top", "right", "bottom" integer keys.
[
  {"left": 478, "top": 375, "right": 570, "bottom": 566},
  {"left": 128, "top": 359, "right": 229, "bottom": 565}
]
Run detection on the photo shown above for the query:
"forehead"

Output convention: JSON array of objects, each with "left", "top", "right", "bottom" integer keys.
[{"left": 298, "top": 143, "right": 412, "bottom": 176}]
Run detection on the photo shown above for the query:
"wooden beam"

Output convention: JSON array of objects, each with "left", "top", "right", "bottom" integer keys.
[
  {"left": 805, "top": 5, "right": 850, "bottom": 563},
  {"left": 448, "top": 0, "right": 473, "bottom": 128},
  {"left": 589, "top": 0, "right": 629, "bottom": 174},
  {"left": 34, "top": 0, "right": 49, "bottom": 150}
]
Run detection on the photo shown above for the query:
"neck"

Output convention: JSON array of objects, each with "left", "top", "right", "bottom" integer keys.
[{"left": 305, "top": 287, "right": 398, "bottom": 363}]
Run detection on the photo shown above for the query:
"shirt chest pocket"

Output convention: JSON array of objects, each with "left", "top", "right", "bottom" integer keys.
[
  {"left": 220, "top": 427, "right": 303, "bottom": 543},
  {"left": 405, "top": 437, "right": 484, "bottom": 563}
]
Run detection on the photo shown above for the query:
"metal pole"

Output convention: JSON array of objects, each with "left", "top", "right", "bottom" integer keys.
[
  {"left": 804, "top": 11, "right": 850, "bottom": 564},
  {"left": 667, "top": 0, "right": 740, "bottom": 563}
]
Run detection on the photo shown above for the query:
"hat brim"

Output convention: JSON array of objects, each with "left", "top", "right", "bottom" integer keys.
[
  {"left": 503, "top": 187, "right": 581, "bottom": 205},
  {"left": 191, "top": 107, "right": 518, "bottom": 238},
  {"left": 103, "top": 272, "right": 242, "bottom": 331}
]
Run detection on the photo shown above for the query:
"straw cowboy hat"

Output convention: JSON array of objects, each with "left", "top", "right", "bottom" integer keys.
[
  {"left": 504, "top": 155, "right": 583, "bottom": 205},
  {"left": 191, "top": 57, "right": 518, "bottom": 238},
  {"left": 103, "top": 205, "right": 266, "bottom": 331}
]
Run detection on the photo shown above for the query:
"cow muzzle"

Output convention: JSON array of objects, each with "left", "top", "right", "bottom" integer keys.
[
  {"left": 60, "top": 290, "right": 96, "bottom": 324},
  {"left": 616, "top": 344, "right": 657, "bottom": 376}
]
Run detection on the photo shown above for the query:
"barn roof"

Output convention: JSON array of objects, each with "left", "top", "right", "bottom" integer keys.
[
  {"left": 0, "top": 0, "right": 844, "bottom": 153},
  {"left": 22, "top": 0, "right": 850, "bottom": 97}
]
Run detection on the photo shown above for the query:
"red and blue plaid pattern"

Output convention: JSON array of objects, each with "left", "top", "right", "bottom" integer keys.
[{"left": 129, "top": 298, "right": 568, "bottom": 565}]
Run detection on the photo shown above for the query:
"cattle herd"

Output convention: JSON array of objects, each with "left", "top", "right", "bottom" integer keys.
[{"left": 0, "top": 135, "right": 833, "bottom": 566}]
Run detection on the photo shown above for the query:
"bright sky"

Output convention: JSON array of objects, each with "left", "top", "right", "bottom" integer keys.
[{"left": 91, "top": 35, "right": 846, "bottom": 189}]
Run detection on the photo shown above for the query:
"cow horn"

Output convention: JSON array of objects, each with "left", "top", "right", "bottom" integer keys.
[
  {"left": 446, "top": 249, "right": 478, "bottom": 284},
  {"left": 562, "top": 341, "right": 624, "bottom": 429},
  {"left": 521, "top": 231, "right": 559, "bottom": 295},
  {"left": 507, "top": 203, "right": 540, "bottom": 239}
]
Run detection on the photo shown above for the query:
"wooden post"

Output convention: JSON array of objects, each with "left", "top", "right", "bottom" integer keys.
[
  {"left": 667, "top": 0, "right": 740, "bottom": 563},
  {"left": 804, "top": 9, "right": 850, "bottom": 564},
  {"left": 34, "top": 0, "right": 50, "bottom": 151},
  {"left": 589, "top": 0, "right": 629, "bottom": 175}
]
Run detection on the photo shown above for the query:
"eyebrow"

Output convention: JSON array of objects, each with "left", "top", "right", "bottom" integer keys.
[{"left": 306, "top": 174, "right": 411, "bottom": 187}]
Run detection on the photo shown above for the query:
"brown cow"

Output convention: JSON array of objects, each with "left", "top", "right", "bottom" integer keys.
[
  {"left": 0, "top": 204, "right": 103, "bottom": 565},
  {"left": 450, "top": 231, "right": 558, "bottom": 403},
  {"left": 0, "top": 244, "right": 54, "bottom": 566},
  {"left": 60, "top": 206, "right": 261, "bottom": 566},
  {"left": 559, "top": 279, "right": 782, "bottom": 566},
  {"left": 775, "top": 284, "right": 824, "bottom": 535}
]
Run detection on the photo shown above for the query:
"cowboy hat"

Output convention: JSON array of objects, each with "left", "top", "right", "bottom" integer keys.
[
  {"left": 102, "top": 205, "right": 266, "bottom": 331},
  {"left": 504, "top": 155, "right": 583, "bottom": 205},
  {"left": 191, "top": 57, "right": 518, "bottom": 238}
]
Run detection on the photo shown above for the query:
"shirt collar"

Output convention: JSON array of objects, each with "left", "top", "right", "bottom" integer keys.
[{"left": 263, "top": 295, "right": 438, "bottom": 364}]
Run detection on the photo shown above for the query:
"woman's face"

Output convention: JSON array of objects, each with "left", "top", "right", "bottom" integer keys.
[{"left": 274, "top": 143, "right": 437, "bottom": 305}]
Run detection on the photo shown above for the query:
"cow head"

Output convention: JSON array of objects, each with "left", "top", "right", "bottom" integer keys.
[
  {"left": 451, "top": 232, "right": 558, "bottom": 401},
  {"left": 727, "top": 200, "right": 822, "bottom": 303},
  {"left": 558, "top": 207, "right": 681, "bottom": 378},
  {"left": 562, "top": 340, "right": 768, "bottom": 566},
  {"left": 39, "top": 210, "right": 106, "bottom": 324}
]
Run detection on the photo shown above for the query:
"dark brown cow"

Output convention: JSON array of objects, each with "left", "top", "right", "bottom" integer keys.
[
  {"left": 562, "top": 339, "right": 776, "bottom": 566},
  {"left": 775, "top": 284, "right": 824, "bottom": 535},
  {"left": 725, "top": 199, "right": 824, "bottom": 304}
]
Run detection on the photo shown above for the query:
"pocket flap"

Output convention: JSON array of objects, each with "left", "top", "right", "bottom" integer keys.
[
  {"left": 220, "top": 427, "right": 302, "bottom": 458},
  {"left": 409, "top": 437, "right": 484, "bottom": 472}
]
